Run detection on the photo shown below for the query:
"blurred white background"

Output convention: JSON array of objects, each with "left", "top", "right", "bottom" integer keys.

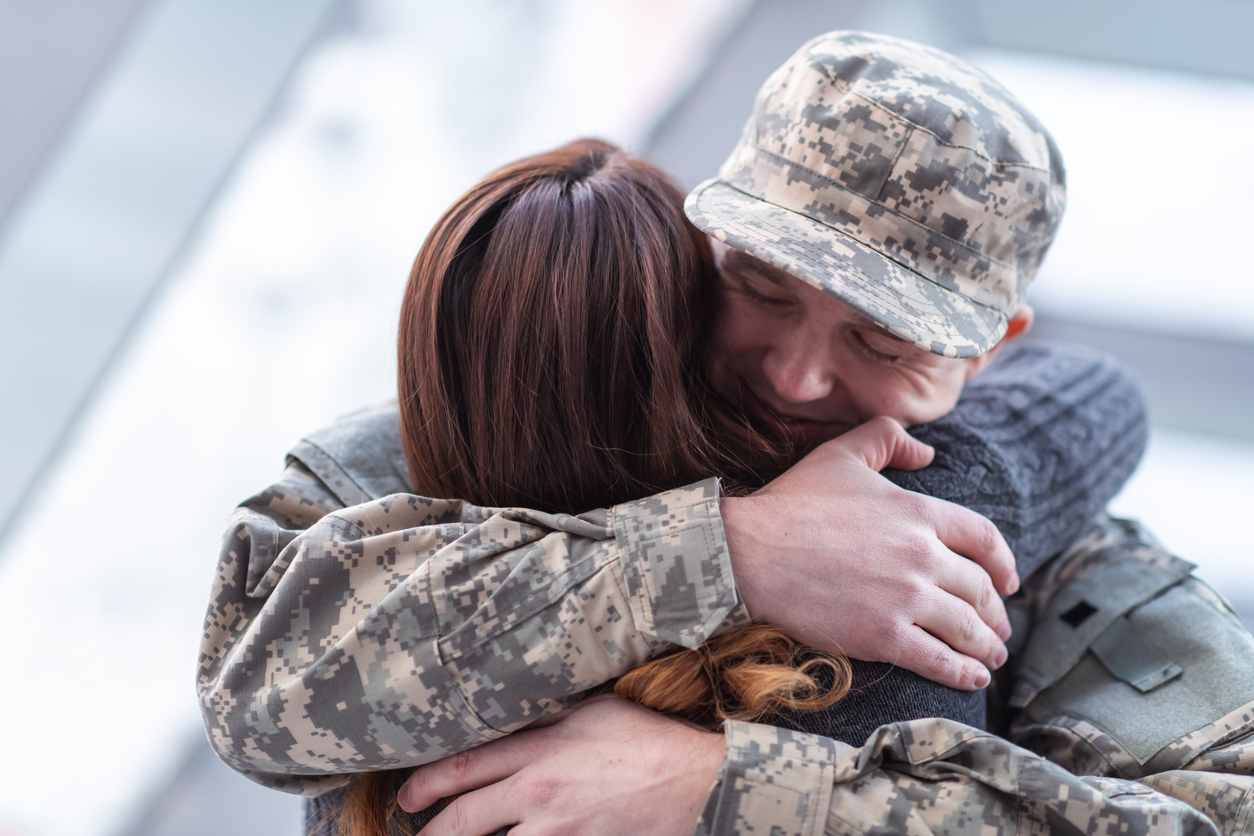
[{"left": 0, "top": 1, "right": 1250, "bottom": 834}]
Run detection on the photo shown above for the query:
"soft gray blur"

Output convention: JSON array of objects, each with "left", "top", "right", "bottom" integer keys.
[{"left": 0, "top": 1, "right": 1250, "bottom": 834}]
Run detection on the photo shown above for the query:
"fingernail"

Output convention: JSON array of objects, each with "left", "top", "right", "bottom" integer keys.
[
  {"left": 997, "top": 620, "right": 1012, "bottom": 641},
  {"left": 397, "top": 785, "right": 414, "bottom": 813},
  {"left": 992, "top": 645, "right": 1008, "bottom": 669},
  {"left": 974, "top": 667, "right": 990, "bottom": 689},
  {"left": 1008, "top": 575, "right": 1020, "bottom": 595}
]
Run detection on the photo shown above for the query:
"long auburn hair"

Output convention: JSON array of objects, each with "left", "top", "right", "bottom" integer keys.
[
  {"left": 398, "top": 139, "right": 779, "bottom": 511},
  {"left": 341, "top": 140, "right": 850, "bottom": 836}
]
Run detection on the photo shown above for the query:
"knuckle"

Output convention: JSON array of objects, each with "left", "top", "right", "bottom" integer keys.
[
  {"left": 884, "top": 617, "right": 915, "bottom": 649},
  {"left": 931, "top": 644, "right": 955, "bottom": 674},
  {"left": 444, "top": 796, "right": 470, "bottom": 833},
  {"left": 449, "top": 748, "right": 475, "bottom": 780},
  {"left": 976, "top": 518, "right": 1003, "bottom": 556},
  {"left": 899, "top": 533, "right": 935, "bottom": 565},
  {"left": 910, "top": 575, "right": 935, "bottom": 606},
  {"left": 403, "top": 768, "right": 433, "bottom": 799},
  {"left": 900, "top": 494, "right": 933, "bottom": 522},
  {"left": 895, "top": 578, "right": 927, "bottom": 610},
  {"left": 978, "top": 577, "right": 998, "bottom": 611},
  {"left": 868, "top": 414, "right": 897, "bottom": 433},
  {"left": 960, "top": 610, "right": 982, "bottom": 645}
]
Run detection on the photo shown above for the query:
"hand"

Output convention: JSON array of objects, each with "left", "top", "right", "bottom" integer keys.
[
  {"left": 722, "top": 416, "right": 1017, "bottom": 691},
  {"left": 398, "top": 696, "right": 725, "bottom": 836}
]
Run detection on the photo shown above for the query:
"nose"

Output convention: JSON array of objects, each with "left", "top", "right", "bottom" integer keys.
[{"left": 760, "top": 329, "right": 836, "bottom": 405}]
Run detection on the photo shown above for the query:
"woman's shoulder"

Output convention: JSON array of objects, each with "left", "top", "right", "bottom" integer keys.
[{"left": 287, "top": 401, "right": 414, "bottom": 506}]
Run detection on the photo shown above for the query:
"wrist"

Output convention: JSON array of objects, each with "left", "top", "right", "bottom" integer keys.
[
  {"left": 683, "top": 728, "right": 729, "bottom": 836},
  {"left": 720, "top": 495, "right": 760, "bottom": 620}
]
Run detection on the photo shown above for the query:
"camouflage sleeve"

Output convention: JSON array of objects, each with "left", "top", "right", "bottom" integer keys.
[
  {"left": 693, "top": 514, "right": 1254, "bottom": 836},
  {"left": 197, "top": 477, "right": 742, "bottom": 794},
  {"left": 695, "top": 719, "right": 1226, "bottom": 836}
]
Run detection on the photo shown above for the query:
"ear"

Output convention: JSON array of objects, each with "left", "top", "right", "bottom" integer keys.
[
  {"left": 964, "top": 305, "right": 1034, "bottom": 379},
  {"left": 1001, "top": 304, "right": 1034, "bottom": 343}
]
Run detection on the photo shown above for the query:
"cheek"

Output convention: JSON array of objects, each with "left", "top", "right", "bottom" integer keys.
[
  {"left": 854, "top": 376, "right": 916, "bottom": 423},
  {"left": 850, "top": 366, "right": 967, "bottom": 427},
  {"left": 716, "top": 300, "right": 761, "bottom": 346},
  {"left": 901, "top": 370, "right": 968, "bottom": 425}
]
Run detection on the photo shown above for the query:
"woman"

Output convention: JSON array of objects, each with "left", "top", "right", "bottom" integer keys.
[{"left": 326, "top": 138, "right": 854, "bottom": 835}]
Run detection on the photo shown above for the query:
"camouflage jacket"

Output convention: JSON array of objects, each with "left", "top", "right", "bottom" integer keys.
[{"left": 198, "top": 409, "right": 1252, "bottom": 831}]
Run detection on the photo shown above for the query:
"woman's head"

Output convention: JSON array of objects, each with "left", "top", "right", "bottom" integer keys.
[
  {"left": 344, "top": 141, "right": 843, "bottom": 836},
  {"left": 398, "top": 139, "right": 783, "bottom": 513}
]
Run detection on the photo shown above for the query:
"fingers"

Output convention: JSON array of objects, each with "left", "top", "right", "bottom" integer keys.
[
  {"left": 399, "top": 734, "right": 540, "bottom": 813},
  {"left": 929, "top": 499, "right": 1019, "bottom": 596},
  {"left": 935, "top": 546, "right": 1012, "bottom": 643},
  {"left": 418, "top": 781, "right": 518, "bottom": 836},
  {"left": 889, "top": 624, "right": 993, "bottom": 691},
  {"left": 912, "top": 583, "right": 1009, "bottom": 672},
  {"left": 832, "top": 416, "right": 935, "bottom": 473}
]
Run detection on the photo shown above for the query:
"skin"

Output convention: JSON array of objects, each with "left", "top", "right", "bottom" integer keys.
[
  {"left": 402, "top": 250, "right": 1038, "bottom": 832},
  {"left": 722, "top": 418, "right": 1014, "bottom": 691},
  {"left": 400, "top": 696, "right": 723, "bottom": 836}
]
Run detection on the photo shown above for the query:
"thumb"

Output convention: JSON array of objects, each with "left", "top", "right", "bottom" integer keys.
[{"left": 832, "top": 416, "right": 934, "bottom": 472}]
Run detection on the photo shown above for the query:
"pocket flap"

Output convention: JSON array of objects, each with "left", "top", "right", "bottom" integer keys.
[{"left": 1010, "top": 554, "right": 1193, "bottom": 708}]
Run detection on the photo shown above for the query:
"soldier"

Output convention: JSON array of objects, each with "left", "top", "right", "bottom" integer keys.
[
  {"left": 200, "top": 32, "right": 1254, "bottom": 835},
  {"left": 382, "top": 32, "right": 1253, "bottom": 834}
]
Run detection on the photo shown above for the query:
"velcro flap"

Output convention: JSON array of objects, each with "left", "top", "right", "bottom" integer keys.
[
  {"left": 1089, "top": 615, "right": 1183, "bottom": 693},
  {"left": 1010, "top": 555, "right": 1193, "bottom": 707}
]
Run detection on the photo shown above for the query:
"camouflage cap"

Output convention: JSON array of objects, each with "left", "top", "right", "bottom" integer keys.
[{"left": 685, "top": 31, "right": 1066, "bottom": 358}]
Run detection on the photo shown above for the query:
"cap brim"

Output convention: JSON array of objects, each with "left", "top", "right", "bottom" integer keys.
[{"left": 686, "top": 178, "right": 1007, "bottom": 358}]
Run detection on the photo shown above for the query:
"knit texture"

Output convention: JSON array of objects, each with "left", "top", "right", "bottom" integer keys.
[{"left": 774, "top": 342, "right": 1147, "bottom": 745}]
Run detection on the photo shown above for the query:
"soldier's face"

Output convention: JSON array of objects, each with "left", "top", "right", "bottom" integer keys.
[{"left": 707, "top": 246, "right": 1001, "bottom": 451}]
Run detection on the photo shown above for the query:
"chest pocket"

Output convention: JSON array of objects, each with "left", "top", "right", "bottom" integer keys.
[{"left": 1006, "top": 517, "right": 1254, "bottom": 780}]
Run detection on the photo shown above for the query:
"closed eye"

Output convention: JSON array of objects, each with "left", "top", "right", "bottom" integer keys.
[
  {"left": 734, "top": 278, "right": 791, "bottom": 308},
  {"left": 851, "top": 329, "right": 902, "bottom": 364}
]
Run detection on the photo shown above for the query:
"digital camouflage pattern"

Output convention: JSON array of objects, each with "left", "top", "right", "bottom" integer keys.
[
  {"left": 199, "top": 462, "right": 740, "bottom": 795},
  {"left": 685, "top": 31, "right": 1066, "bottom": 358},
  {"left": 198, "top": 439, "right": 1253, "bottom": 834},
  {"left": 697, "top": 720, "right": 1234, "bottom": 836},
  {"left": 695, "top": 515, "right": 1254, "bottom": 835}
]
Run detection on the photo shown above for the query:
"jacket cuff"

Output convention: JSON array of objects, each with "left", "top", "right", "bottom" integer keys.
[
  {"left": 611, "top": 478, "right": 737, "bottom": 648},
  {"left": 694, "top": 720, "right": 838, "bottom": 836}
]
